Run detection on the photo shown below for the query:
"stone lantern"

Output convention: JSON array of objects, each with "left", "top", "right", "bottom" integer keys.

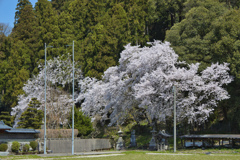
[
  {"left": 149, "top": 128, "right": 157, "bottom": 150},
  {"left": 116, "top": 129, "right": 125, "bottom": 150}
]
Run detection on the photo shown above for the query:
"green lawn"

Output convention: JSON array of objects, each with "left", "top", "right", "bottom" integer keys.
[{"left": 2, "top": 150, "right": 240, "bottom": 160}]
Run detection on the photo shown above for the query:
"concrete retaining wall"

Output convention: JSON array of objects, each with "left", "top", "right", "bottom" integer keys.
[{"left": 45, "top": 138, "right": 111, "bottom": 153}]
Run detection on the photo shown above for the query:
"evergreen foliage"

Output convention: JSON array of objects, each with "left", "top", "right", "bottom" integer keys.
[
  {"left": 35, "top": 0, "right": 60, "bottom": 59},
  {"left": 17, "top": 98, "right": 43, "bottom": 129},
  {"left": 52, "top": 0, "right": 73, "bottom": 14},
  {"left": 165, "top": 0, "right": 228, "bottom": 71},
  {"left": 68, "top": 106, "right": 93, "bottom": 137},
  {"left": 23, "top": 144, "right": 30, "bottom": 152},
  {"left": 11, "top": 141, "right": 20, "bottom": 153},
  {"left": 0, "top": 111, "right": 12, "bottom": 127},
  {"left": 0, "top": 143, "right": 8, "bottom": 152},
  {"left": 30, "top": 141, "right": 38, "bottom": 151}
]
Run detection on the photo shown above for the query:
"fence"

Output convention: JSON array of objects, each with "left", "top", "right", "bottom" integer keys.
[{"left": 41, "top": 138, "right": 111, "bottom": 153}]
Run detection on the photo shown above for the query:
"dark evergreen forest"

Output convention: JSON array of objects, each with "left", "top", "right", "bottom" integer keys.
[{"left": 1, "top": 0, "right": 240, "bottom": 133}]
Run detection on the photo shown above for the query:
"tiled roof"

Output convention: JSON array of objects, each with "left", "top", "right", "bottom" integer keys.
[
  {"left": 0, "top": 121, "right": 40, "bottom": 134},
  {"left": 180, "top": 134, "right": 240, "bottom": 139},
  {"left": 158, "top": 130, "right": 172, "bottom": 137},
  {"left": 0, "top": 121, "right": 12, "bottom": 130},
  {"left": 5, "top": 128, "right": 40, "bottom": 134}
]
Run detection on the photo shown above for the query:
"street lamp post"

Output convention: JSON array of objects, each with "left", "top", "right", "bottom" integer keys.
[
  {"left": 66, "top": 41, "right": 75, "bottom": 155},
  {"left": 44, "top": 43, "right": 53, "bottom": 155},
  {"left": 173, "top": 85, "right": 177, "bottom": 153},
  {"left": 72, "top": 41, "right": 74, "bottom": 155}
]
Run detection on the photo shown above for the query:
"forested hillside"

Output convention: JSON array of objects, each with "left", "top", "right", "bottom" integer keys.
[{"left": 0, "top": 0, "right": 240, "bottom": 133}]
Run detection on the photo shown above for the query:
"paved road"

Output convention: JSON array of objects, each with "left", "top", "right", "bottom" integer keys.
[{"left": 38, "top": 151, "right": 124, "bottom": 157}]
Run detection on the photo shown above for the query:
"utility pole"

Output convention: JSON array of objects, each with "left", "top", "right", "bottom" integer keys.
[
  {"left": 44, "top": 43, "right": 53, "bottom": 154},
  {"left": 66, "top": 41, "right": 75, "bottom": 155},
  {"left": 173, "top": 85, "right": 177, "bottom": 153},
  {"left": 72, "top": 40, "right": 74, "bottom": 155},
  {"left": 44, "top": 43, "right": 46, "bottom": 155}
]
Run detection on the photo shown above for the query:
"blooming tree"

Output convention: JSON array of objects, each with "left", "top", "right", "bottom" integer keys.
[
  {"left": 12, "top": 54, "right": 82, "bottom": 128},
  {"left": 77, "top": 41, "right": 232, "bottom": 126}
]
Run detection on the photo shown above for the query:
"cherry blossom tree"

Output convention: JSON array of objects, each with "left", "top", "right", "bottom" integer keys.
[
  {"left": 12, "top": 54, "right": 82, "bottom": 128},
  {"left": 12, "top": 41, "right": 233, "bottom": 128},
  {"left": 77, "top": 41, "right": 233, "bottom": 126}
]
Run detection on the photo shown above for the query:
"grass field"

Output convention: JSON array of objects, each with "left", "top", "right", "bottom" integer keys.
[{"left": 2, "top": 150, "right": 240, "bottom": 160}]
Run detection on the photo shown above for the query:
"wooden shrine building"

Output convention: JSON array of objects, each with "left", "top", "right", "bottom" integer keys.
[
  {"left": 0, "top": 121, "right": 40, "bottom": 143},
  {"left": 180, "top": 134, "right": 240, "bottom": 148}
]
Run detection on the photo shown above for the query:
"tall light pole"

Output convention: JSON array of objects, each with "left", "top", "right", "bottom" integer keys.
[
  {"left": 66, "top": 41, "right": 75, "bottom": 155},
  {"left": 72, "top": 41, "right": 74, "bottom": 155},
  {"left": 173, "top": 85, "right": 177, "bottom": 153},
  {"left": 44, "top": 43, "right": 53, "bottom": 154}
]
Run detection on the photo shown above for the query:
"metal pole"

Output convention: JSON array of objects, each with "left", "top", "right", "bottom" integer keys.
[
  {"left": 173, "top": 86, "right": 176, "bottom": 152},
  {"left": 72, "top": 41, "right": 74, "bottom": 155},
  {"left": 44, "top": 43, "right": 47, "bottom": 155}
]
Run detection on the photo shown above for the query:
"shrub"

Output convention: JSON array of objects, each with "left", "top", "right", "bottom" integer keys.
[
  {"left": 0, "top": 143, "right": 8, "bottom": 151},
  {"left": 11, "top": 141, "right": 20, "bottom": 153},
  {"left": 30, "top": 141, "right": 38, "bottom": 151},
  {"left": 23, "top": 144, "right": 30, "bottom": 152}
]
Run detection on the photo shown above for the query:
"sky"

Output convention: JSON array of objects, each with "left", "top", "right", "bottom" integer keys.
[{"left": 0, "top": 0, "right": 38, "bottom": 28}]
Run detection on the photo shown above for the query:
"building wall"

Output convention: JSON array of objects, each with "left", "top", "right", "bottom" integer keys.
[{"left": 0, "top": 133, "right": 35, "bottom": 140}]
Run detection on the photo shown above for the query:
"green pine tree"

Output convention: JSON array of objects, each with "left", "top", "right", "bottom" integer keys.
[
  {"left": 55, "top": 10, "right": 75, "bottom": 56},
  {"left": 0, "top": 24, "right": 12, "bottom": 106},
  {"left": 17, "top": 98, "right": 43, "bottom": 129},
  {"left": 13, "top": 0, "right": 37, "bottom": 42},
  {"left": 2, "top": 0, "right": 36, "bottom": 108},
  {"left": 68, "top": 106, "right": 93, "bottom": 137},
  {"left": 35, "top": 0, "right": 60, "bottom": 60},
  {"left": 80, "top": 3, "right": 130, "bottom": 79},
  {"left": 124, "top": 0, "right": 149, "bottom": 46},
  {"left": 52, "top": 0, "right": 73, "bottom": 14},
  {"left": 0, "top": 111, "right": 12, "bottom": 127}
]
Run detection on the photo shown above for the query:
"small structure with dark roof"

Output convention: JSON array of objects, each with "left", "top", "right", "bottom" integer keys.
[
  {"left": 180, "top": 134, "right": 240, "bottom": 148},
  {"left": 156, "top": 130, "right": 172, "bottom": 151},
  {"left": 0, "top": 121, "right": 40, "bottom": 143}
]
